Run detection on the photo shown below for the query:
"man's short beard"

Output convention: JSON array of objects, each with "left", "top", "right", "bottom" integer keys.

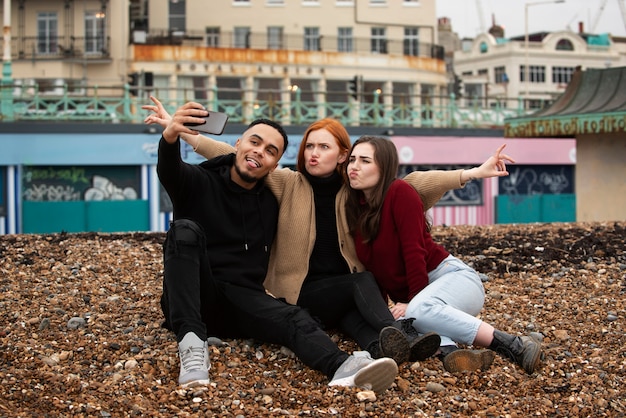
[{"left": 234, "top": 163, "right": 260, "bottom": 184}]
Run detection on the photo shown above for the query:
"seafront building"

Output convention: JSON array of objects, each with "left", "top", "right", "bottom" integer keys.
[{"left": 1, "top": 1, "right": 622, "bottom": 233}]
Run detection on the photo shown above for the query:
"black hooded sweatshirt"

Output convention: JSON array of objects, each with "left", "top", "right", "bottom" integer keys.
[{"left": 157, "top": 137, "right": 278, "bottom": 291}]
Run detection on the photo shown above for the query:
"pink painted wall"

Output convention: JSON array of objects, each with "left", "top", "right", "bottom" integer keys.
[
  {"left": 392, "top": 137, "right": 576, "bottom": 165},
  {"left": 391, "top": 136, "right": 576, "bottom": 226}
]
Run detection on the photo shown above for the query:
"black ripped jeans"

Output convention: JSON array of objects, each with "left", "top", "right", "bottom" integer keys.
[
  {"left": 297, "top": 272, "right": 396, "bottom": 353},
  {"left": 160, "top": 219, "right": 349, "bottom": 378}
]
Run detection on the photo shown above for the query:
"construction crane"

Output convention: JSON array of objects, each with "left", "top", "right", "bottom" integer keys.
[
  {"left": 590, "top": 0, "right": 626, "bottom": 33},
  {"left": 591, "top": 0, "right": 610, "bottom": 32},
  {"left": 617, "top": 0, "right": 626, "bottom": 31},
  {"left": 566, "top": 12, "right": 579, "bottom": 31},
  {"left": 475, "top": 0, "right": 487, "bottom": 33}
]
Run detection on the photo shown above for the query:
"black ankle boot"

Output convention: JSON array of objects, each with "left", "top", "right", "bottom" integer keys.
[
  {"left": 391, "top": 318, "right": 441, "bottom": 362},
  {"left": 489, "top": 330, "right": 542, "bottom": 374},
  {"left": 366, "top": 340, "right": 383, "bottom": 359}
]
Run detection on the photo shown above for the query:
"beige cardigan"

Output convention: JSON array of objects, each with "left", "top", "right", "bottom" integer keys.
[{"left": 193, "top": 137, "right": 465, "bottom": 304}]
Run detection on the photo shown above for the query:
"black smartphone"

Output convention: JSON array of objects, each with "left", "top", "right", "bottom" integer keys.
[{"left": 184, "top": 110, "right": 229, "bottom": 135}]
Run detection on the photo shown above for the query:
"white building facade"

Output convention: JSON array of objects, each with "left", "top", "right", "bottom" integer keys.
[{"left": 453, "top": 29, "right": 626, "bottom": 110}]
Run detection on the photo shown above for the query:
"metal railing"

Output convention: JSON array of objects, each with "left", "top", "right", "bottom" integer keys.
[
  {"left": 11, "top": 36, "right": 112, "bottom": 61},
  {"left": 0, "top": 83, "right": 532, "bottom": 127}
]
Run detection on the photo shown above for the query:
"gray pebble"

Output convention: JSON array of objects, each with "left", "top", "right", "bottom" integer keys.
[
  {"left": 425, "top": 382, "right": 445, "bottom": 393},
  {"left": 39, "top": 318, "right": 50, "bottom": 331},
  {"left": 67, "top": 317, "right": 86, "bottom": 329},
  {"left": 207, "top": 336, "right": 226, "bottom": 346}
]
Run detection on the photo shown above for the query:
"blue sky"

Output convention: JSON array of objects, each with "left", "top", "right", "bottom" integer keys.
[{"left": 436, "top": 0, "right": 626, "bottom": 39}]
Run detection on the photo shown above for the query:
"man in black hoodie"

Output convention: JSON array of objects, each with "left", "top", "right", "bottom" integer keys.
[{"left": 157, "top": 102, "right": 398, "bottom": 391}]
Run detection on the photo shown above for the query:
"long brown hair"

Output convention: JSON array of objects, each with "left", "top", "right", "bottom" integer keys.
[
  {"left": 345, "top": 136, "right": 399, "bottom": 242},
  {"left": 296, "top": 118, "right": 352, "bottom": 182}
]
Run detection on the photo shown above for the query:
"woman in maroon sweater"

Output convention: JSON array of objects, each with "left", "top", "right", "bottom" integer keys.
[{"left": 345, "top": 136, "right": 543, "bottom": 375}]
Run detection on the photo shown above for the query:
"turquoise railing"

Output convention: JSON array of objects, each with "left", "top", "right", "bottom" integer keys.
[{"left": 0, "top": 83, "right": 531, "bottom": 127}]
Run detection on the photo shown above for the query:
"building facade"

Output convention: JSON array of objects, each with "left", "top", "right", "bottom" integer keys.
[
  {"left": 453, "top": 26, "right": 626, "bottom": 110},
  {"left": 1, "top": 0, "right": 458, "bottom": 127},
  {"left": 132, "top": 0, "right": 449, "bottom": 126},
  {"left": 2, "top": 0, "right": 123, "bottom": 91},
  {"left": 0, "top": 1, "right": 586, "bottom": 233},
  {"left": 505, "top": 66, "right": 626, "bottom": 222}
]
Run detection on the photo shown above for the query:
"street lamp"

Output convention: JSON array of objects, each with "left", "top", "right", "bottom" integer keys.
[
  {"left": 2, "top": 0, "right": 14, "bottom": 120},
  {"left": 524, "top": 0, "right": 565, "bottom": 108}
]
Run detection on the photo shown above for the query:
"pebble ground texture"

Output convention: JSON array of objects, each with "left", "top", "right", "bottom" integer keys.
[{"left": 1, "top": 222, "right": 624, "bottom": 417}]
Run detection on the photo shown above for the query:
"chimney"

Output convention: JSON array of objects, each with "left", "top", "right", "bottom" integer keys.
[{"left": 578, "top": 21, "right": 584, "bottom": 34}]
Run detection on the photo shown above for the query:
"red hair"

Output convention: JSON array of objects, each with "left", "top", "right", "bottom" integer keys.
[{"left": 296, "top": 118, "right": 352, "bottom": 183}]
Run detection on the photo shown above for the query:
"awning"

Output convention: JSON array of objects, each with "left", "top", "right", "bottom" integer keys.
[{"left": 505, "top": 66, "right": 626, "bottom": 138}]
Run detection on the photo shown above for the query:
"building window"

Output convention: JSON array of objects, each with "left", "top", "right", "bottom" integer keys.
[
  {"left": 177, "top": 76, "right": 208, "bottom": 101},
  {"left": 37, "top": 12, "right": 58, "bottom": 54},
  {"left": 205, "top": 27, "right": 220, "bottom": 47},
  {"left": 169, "top": 0, "right": 185, "bottom": 33},
  {"left": 527, "top": 99, "right": 547, "bottom": 110},
  {"left": 304, "top": 27, "right": 320, "bottom": 51},
  {"left": 556, "top": 39, "right": 574, "bottom": 51},
  {"left": 552, "top": 66, "right": 575, "bottom": 84},
  {"left": 268, "top": 26, "right": 283, "bottom": 50},
  {"left": 338, "top": 27, "right": 353, "bottom": 52},
  {"left": 520, "top": 65, "right": 546, "bottom": 83},
  {"left": 234, "top": 26, "right": 251, "bottom": 48},
  {"left": 233, "top": 0, "right": 250, "bottom": 2},
  {"left": 494, "top": 66, "right": 509, "bottom": 84},
  {"left": 479, "top": 41, "right": 488, "bottom": 53},
  {"left": 267, "top": 0, "right": 284, "bottom": 4},
  {"left": 371, "top": 27, "right": 387, "bottom": 54},
  {"left": 531, "top": 66, "right": 546, "bottom": 83},
  {"left": 85, "top": 11, "right": 106, "bottom": 54},
  {"left": 403, "top": 0, "right": 419, "bottom": 4},
  {"left": 370, "top": 0, "right": 386, "bottom": 4},
  {"left": 403, "top": 27, "right": 419, "bottom": 56},
  {"left": 216, "top": 77, "right": 245, "bottom": 101}
]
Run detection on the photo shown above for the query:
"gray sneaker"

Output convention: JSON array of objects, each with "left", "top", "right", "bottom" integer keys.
[
  {"left": 178, "top": 332, "right": 211, "bottom": 388},
  {"left": 328, "top": 351, "right": 398, "bottom": 393}
]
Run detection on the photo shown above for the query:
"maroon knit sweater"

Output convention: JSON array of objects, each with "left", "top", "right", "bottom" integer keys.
[{"left": 354, "top": 180, "right": 449, "bottom": 303}]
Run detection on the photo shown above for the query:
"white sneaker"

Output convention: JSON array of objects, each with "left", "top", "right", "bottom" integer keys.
[
  {"left": 328, "top": 351, "right": 398, "bottom": 393},
  {"left": 178, "top": 332, "right": 211, "bottom": 388}
]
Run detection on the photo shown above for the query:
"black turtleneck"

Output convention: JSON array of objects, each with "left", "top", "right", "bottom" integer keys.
[{"left": 304, "top": 170, "right": 351, "bottom": 280}]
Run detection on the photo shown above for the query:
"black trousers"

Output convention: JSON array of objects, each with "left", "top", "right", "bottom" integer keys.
[
  {"left": 160, "top": 219, "right": 349, "bottom": 378},
  {"left": 297, "top": 272, "right": 396, "bottom": 352}
]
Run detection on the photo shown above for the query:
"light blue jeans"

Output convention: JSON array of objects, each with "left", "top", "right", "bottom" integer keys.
[{"left": 404, "top": 255, "right": 485, "bottom": 347}]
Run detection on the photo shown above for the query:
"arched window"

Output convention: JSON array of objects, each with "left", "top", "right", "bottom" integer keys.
[
  {"left": 479, "top": 41, "right": 488, "bottom": 53},
  {"left": 556, "top": 39, "right": 574, "bottom": 51}
]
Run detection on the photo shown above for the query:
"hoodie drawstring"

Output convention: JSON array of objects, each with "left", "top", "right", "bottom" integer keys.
[
  {"left": 257, "top": 194, "right": 269, "bottom": 253},
  {"left": 239, "top": 194, "right": 249, "bottom": 251},
  {"left": 238, "top": 193, "right": 270, "bottom": 253}
]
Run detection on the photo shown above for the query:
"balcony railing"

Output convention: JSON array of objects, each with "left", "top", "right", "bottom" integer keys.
[
  {"left": 11, "top": 36, "right": 111, "bottom": 61},
  {"left": 134, "top": 29, "right": 445, "bottom": 60},
  {"left": 0, "top": 83, "right": 533, "bottom": 128}
]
